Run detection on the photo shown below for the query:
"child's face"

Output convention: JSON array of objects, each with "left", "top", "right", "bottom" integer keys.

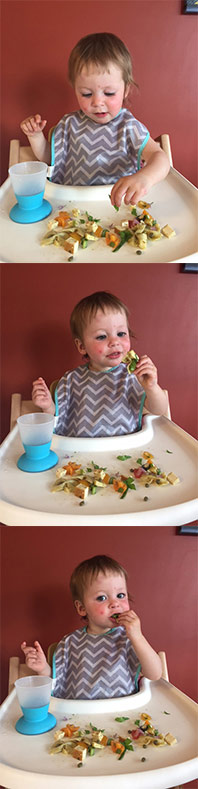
[
  {"left": 75, "top": 307, "right": 131, "bottom": 372},
  {"left": 75, "top": 571, "right": 129, "bottom": 634},
  {"left": 75, "top": 62, "right": 129, "bottom": 124}
]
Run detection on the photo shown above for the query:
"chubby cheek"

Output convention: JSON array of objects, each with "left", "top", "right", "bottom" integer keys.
[
  {"left": 123, "top": 337, "right": 131, "bottom": 352},
  {"left": 92, "top": 603, "right": 106, "bottom": 618},
  {"left": 89, "top": 341, "right": 105, "bottom": 357},
  {"left": 78, "top": 97, "right": 90, "bottom": 114}
]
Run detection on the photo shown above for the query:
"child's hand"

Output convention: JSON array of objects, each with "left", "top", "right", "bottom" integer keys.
[
  {"left": 116, "top": 610, "right": 142, "bottom": 641},
  {"left": 21, "top": 640, "right": 48, "bottom": 673},
  {"left": 32, "top": 377, "right": 54, "bottom": 412},
  {"left": 110, "top": 172, "right": 150, "bottom": 208},
  {"left": 135, "top": 355, "right": 158, "bottom": 391},
  {"left": 20, "top": 114, "right": 47, "bottom": 137}
]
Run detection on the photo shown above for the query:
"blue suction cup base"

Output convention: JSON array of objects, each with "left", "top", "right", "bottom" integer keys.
[
  {"left": 9, "top": 199, "right": 52, "bottom": 224},
  {"left": 17, "top": 450, "right": 58, "bottom": 473},
  {"left": 15, "top": 712, "right": 56, "bottom": 735}
]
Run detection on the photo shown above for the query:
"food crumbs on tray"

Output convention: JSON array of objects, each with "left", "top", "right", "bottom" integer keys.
[
  {"left": 50, "top": 712, "right": 177, "bottom": 766},
  {"left": 41, "top": 202, "right": 176, "bottom": 258},
  {"left": 51, "top": 453, "right": 180, "bottom": 503}
]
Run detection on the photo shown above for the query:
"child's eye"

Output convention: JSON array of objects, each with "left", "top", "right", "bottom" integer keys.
[
  {"left": 117, "top": 332, "right": 127, "bottom": 337},
  {"left": 117, "top": 593, "right": 126, "bottom": 599},
  {"left": 104, "top": 92, "right": 115, "bottom": 96},
  {"left": 96, "top": 595, "right": 106, "bottom": 602},
  {"left": 82, "top": 93, "right": 92, "bottom": 97},
  {"left": 96, "top": 335, "right": 106, "bottom": 341}
]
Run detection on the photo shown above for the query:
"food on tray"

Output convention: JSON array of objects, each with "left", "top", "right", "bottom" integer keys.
[
  {"left": 122, "top": 349, "right": 139, "bottom": 373},
  {"left": 128, "top": 712, "right": 177, "bottom": 749},
  {"left": 50, "top": 713, "right": 177, "bottom": 766},
  {"left": 161, "top": 224, "right": 176, "bottom": 239},
  {"left": 52, "top": 452, "right": 180, "bottom": 504},
  {"left": 41, "top": 203, "right": 176, "bottom": 257}
]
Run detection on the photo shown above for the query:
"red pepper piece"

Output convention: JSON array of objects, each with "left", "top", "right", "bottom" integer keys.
[
  {"left": 131, "top": 729, "right": 142, "bottom": 739},
  {"left": 133, "top": 468, "right": 144, "bottom": 479}
]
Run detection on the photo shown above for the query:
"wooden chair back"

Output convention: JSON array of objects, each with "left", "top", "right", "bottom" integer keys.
[{"left": 9, "top": 133, "right": 173, "bottom": 168}]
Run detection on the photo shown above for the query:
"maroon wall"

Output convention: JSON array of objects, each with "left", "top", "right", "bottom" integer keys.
[
  {"left": 1, "top": 525, "right": 197, "bottom": 709},
  {"left": 1, "top": 263, "right": 197, "bottom": 442},
  {"left": 1, "top": 0, "right": 197, "bottom": 186}
]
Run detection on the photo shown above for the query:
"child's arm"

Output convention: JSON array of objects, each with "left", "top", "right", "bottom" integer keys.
[
  {"left": 32, "top": 377, "right": 55, "bottom": 414},
  {"left": 117, "top": 611, "right": 162, "bottom": 681},
  {"left": 135, "top": 356, "right": 169, "bottom": 416},
  {"left": 110, "top": 137, "right": 170, "bottom": 207},
  {"left": 20, "top": 114, "right": 51, "bottom": 164},
  {"left": 21, "top": 640, "right": 51, "bottom": 676}
]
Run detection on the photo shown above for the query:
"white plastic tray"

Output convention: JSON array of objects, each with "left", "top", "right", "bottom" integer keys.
[
  {"left": 0, "top": 169, "right": 197, "bottom": 263},
  {"left": 0, "top": 679, "right": 197, "bottom": 788},
  {"left": 0, "top": 415, "right": 197, "bottom": 525}
]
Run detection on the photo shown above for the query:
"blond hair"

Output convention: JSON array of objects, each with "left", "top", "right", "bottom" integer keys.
[
  {"left": 68, "top": 32, "right": 137, "bottom": 91},
  {"left": 70, "top": 290, "right": 132, "bottom": 342},
  {"left": 70, "top": 555, "right": 128, "bottom": 603}
]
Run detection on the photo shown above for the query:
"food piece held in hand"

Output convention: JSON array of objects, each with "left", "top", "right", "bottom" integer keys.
[{"left": 122, "top": 350, "right": 139, "bottom": 373}]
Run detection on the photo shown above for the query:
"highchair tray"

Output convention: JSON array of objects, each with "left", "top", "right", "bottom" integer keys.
[
  {"left": 0, "top": 415, "right": 197, "bottom": 526},
  {"left": 0, "top": 169, "right": 197, "bottom": 263},
  {"left": 0, "top": 679, "right": 197, "bottom": 788}
]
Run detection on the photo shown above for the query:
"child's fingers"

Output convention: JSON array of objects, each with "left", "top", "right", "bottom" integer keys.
[
  {"left": 32, "top": 383, "right": 48, "bottom": 395},
  {"left": 20, "top": 115, "right": 47, "bottom": 135},
  {"left": 32, "top": 377, "right": 47, "bottom": 388},
  {"left": 110, "top": 180, "right": 126, "bottom": 208},
  {"left": 34, "top": 640, "right": 44, "bottom": 653},
  {"left": 124, "top": 186, "right": 146, "bottom": 205}
]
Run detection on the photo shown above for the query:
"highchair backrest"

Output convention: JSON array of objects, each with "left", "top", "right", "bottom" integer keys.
[
  {"left": 10, "top": 387, "right": 171, "bottom": 432},
  {"left": 8, "top": 649, "right": 169, "bottom": 694},
  {"left": 9, "top": 133, "right": 173, "bottom": 169}
]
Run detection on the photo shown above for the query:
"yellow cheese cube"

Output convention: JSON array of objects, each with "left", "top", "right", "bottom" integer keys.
[
  {"left": 161, "top": 224, "right": 176, "bottom": 239},
  {"left": 73, "top": 745, "right": 88, "bottom": 761},
  {"left": 164, "top": 733, "right": 177, "bottom": 746},
  {"left": 167, "top": 472, "right": 179, "bottom": 485},
  {"left": 74, "top": 484, "right": 89, "bottom": 500},
  {"left": 64, "top": 237, "right": 79, "bottom": 254}
]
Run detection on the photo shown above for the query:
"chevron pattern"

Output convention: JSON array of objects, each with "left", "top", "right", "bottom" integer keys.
[
  {"left": 55, "top": 363, "right": 144, "bottom": 437},
  {"left": 52, "top": 109, "right": 149, "bottom": 185},
  {"left": 53, "top": 627, "right": 140, "bottom": 699}
]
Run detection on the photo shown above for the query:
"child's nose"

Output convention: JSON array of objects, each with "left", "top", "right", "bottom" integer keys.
[
  {"left": 109, "top": 599, "right": 119, "bottom": 608},
  {"left": 91, "top": 93, "right": 103, "bottom": 107},
  {"left": 109, "top": 336, "right": 119, "bottom": 346}
]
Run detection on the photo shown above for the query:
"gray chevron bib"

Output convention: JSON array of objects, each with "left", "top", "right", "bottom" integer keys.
[
  {"left": 50, "top": 109, "right": 149, "bottom": 185},
  {"left": 52, "top": 627, "right": 140, "bottom": 699},
  {"left": 54, "top": 363, "right": 145, "bottom": 437}
]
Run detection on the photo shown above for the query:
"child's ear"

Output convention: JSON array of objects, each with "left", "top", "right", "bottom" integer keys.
[
  {"left": 74, "top": 599, "right": 87, "bottom": 617},
  {"left": 124, "top": 83, "right": 130, "bottom": 99},
  {"left": 74, "top": 337, "right": 87, "bottom": 357}
]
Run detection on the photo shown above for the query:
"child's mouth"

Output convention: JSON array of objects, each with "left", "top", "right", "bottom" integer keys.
[{"left": 107, "top": 352, "right": 121, "bottom": 359}]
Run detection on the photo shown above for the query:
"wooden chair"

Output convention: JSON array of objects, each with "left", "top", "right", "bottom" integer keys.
[
  {"left": 8, "top": 648, "right": 169, "bottom": 694},
  {"left": 10, "top": 387, "right": 171, "bottom": 432},
  {"left": 8, "top": 133, "right": 173, "bottom": 168}
]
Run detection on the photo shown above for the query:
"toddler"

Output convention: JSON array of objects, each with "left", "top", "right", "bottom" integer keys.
[
  {"left": 20, "top": 32, "right": 170, "bottom": 207},
  {"left": 32, "top": 291, "right": 168, "bottom": 437},
  {"left": 21, "top": 554, "right": 162, "bottom": 699}
]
